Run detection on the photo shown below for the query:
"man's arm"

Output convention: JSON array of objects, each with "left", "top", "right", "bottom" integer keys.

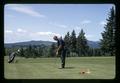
[
  {"left": 56, "top": 45, "right": 62, "bottom": 55},
  {"left": 56, "top": 39, "right": 64, "bottom": 55},
  {"left": 57, "top": 45, "right": 62, "bottom": 52}
]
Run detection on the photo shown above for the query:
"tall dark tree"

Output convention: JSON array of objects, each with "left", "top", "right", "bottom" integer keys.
[
  {"left": 49, "top": 43, "right": 56, "bottom": 57},
  {"left": 76, "top": 29, "right": 89, "bottom": 56},
  {"left": 70, "top": 30, "right": 76, "bottom": 56},
  {"left": 24, "top": 46, "right": 30, "bottom": 58},
  {"left": 64, "top": 32, "right": 70, "bottom": 56},
  {"left": 70, "top": 30, "right": 77, "bottom": 56},
  {"left": 19, "top": 47, "right": 24, "bottom": 57},
  {"left": 100, "top": 7, "right": 115, "bottom": 56},
  {"left": 32, "top": 45, "right": 38, "bottom": 58},
  {"left": 38, "top": 45, "right": 44, "bottom": 57}
]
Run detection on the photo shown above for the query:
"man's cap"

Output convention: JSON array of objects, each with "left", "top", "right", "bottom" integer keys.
[{"left": 53, "top": 36, "right": 58, "bottom": 39}]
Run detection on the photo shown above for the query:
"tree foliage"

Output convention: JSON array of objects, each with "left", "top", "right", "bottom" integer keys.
[
  {"left": 76, "top": 29, "right": 89, "bottom": 56},
  {"left": 100, "top": 7, "right": 115, "bottom": 56}
]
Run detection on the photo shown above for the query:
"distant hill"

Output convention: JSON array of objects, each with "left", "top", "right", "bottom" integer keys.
[
  {"left": 87, "top": 40, "right": 100, "bottom": 48},
  {"left": 4, "top": 40, "right": 54, "bottom": 48},
  {"left": 4, "top": 40, "right": 100, "bottom": 48}
]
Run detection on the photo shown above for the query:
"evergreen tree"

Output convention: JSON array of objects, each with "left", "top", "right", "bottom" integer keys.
[
  {"left": 38, "top": 45, "right": 44, "bottom": 57},
  {"left": 41, "top": 44, "right": 48, "bottom": 57},
  {"left": 49, "top": 43, "right": 56, "bottom": 57},
  {"left": 32, "top": 45, "right": 38, "bottom": 58},
  {"left": 87, "top": 48, "right": 94, "bottom": 56},
  {"left": 64, "top": 32, "right": 70, "bottom": 56},
  {"left": 24, "top": 46, "right": 30, "bottom": 58},
  {"left": 70, "top": 30, "right": 77, "bottom": 56},
  {"left": 100, "top": 7, "right": 115, "bottom": 56},
  {"left": 19, "top": 47, "right": 24, "bottom": 57},
  {"left": 76, "top": 29, "right": 89, "bottom": 56}
]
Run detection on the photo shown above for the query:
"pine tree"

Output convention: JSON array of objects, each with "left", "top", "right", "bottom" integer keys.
[
  {"left": 28, "top": 45, "right": 33, "bottom": 58},
  {"left": 38, "top": 45, "right": 44, "bottom": 57},
  {"left": 70, "top": 30, "right": 77, "bottom": 56},
  {"left": 76, "top": 29, "right": 89, "bottom": 56},
  {"left": 64, "top": 32, "right": 70, "bottom": 56},
  {"left": 32, "top": 45, "right": 38, "bottom": 58},
  {"left": 100, "top": 7, "right": 115, "bottom": 56},
  {"left": 49, "top": 43, "right": 56, "bottom": 57},
  {"left": 24, "top": 46, "right": 30, "bottom": 58},
  {"left": 19, "top": 47, "right": 24, "bottom": 57}
]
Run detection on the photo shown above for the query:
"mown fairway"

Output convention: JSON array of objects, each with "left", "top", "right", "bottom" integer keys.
[{"left": 4, "top": 56, "right": 115, "bottom": 79}]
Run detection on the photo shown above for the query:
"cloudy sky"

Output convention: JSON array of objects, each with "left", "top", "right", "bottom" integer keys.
[{"left": 4, "top": 4, "right": 114, "bottom": 43}]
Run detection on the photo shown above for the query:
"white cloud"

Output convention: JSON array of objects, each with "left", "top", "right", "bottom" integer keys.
[
  {"left": 8, "top": 5, "right": 45, "bottom": 18},
  {"left": 36, "top": 32, "right": 52, "bottom": 35},
  {"left": 75, "top": 26, "right": 81, "bottom": 30},
  {"left": 100, "top": 21, "right": 106, "bottom": 25},
  {"left": 5, "top": 30, "right": 13, "bottom": 34},
  {"left": 57, "top": 24, "right": 67, "bottom": 28},
  {"left": 49, "top": 22, "right": 67, "bottom": 28},
  {"left": 28, "top": 31, "right": 61, "bottom": 41},
  {"left": 81, "top": 20, "right": 91, "bottom": 24},
  {"left": 17, "top": 28, "right": 27, "bottom": 33},
  {"left": 36, "top": 31, "right": 61, "bottom": 37},
  {"left": 5, "top": 27, "right": 61, "bottom": 42},
  {"left": 85, "top": 34, "right": 94, "bottom": 38}
]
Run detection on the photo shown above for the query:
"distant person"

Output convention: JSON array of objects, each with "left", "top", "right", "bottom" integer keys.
[
  {"left": 8, "top": 49, "right": 20, "bottom": 63},
  {"left": 53, "top": 36, "right": 66, "bottom": 68}
]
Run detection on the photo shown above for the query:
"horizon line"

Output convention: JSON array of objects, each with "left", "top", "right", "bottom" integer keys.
[{"left": 4, "top": 39, "right": 100, "bottom": 44}]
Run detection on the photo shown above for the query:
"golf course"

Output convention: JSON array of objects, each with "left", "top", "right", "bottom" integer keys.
[{"left": 4, "top": 56, "right": 115, "bottom": 79}]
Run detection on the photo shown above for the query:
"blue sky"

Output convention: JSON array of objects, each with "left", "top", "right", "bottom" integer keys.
[{"left": 4, "top": 4, "right": 114, "bottom": 43}]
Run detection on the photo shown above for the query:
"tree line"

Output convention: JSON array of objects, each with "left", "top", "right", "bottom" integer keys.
[
  {"left": 63, "top": 29, "right": 102, "bottom": 57},
  {"left": 5, "top": 7, "right": 115, "bottom": 58}
]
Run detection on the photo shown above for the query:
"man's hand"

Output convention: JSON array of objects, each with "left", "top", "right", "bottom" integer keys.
[{"left": 56, "top": 51, "right": 58, "bottom": 56}]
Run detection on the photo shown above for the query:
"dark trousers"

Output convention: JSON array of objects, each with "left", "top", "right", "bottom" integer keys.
[{"left": 60, "top": 50, "right": 66, "bottom": 68}]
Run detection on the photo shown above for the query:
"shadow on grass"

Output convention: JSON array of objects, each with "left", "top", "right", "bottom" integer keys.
[{"left": 58, "top": 67, "right": 74, "bottom": 69}]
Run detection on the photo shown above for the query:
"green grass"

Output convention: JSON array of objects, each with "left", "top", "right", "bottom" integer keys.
[{"left": 4, "top": 56, "right": 115, "bottom": 79}]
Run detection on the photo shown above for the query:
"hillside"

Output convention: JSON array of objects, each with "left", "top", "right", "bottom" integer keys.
[{"left": 4, "top": 40, "right": 100, "bottom": 48}]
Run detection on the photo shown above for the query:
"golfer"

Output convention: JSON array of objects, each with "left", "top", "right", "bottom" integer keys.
[
  {"left": 53, "top": 36, "right": 66, "bottom": 68},
  {"left": 8, "top": 49, "right": 20, "bottom": 63}
]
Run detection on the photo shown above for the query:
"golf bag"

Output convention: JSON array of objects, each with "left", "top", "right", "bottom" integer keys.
[{"left": 8, "top": 52, "right": 16, "bottom": 63}]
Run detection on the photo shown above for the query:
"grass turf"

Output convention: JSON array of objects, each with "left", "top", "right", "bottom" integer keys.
[{"left": 4, "top": 56, "right": 115, "bottom": 79}]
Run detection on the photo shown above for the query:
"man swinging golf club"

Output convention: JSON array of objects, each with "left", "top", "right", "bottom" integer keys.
[
  {"left": 53, "top": 36, "right": 66, "bottom": 69},
  {"left": 8, "top": 49, "right": 20, "bottom": 63}
]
